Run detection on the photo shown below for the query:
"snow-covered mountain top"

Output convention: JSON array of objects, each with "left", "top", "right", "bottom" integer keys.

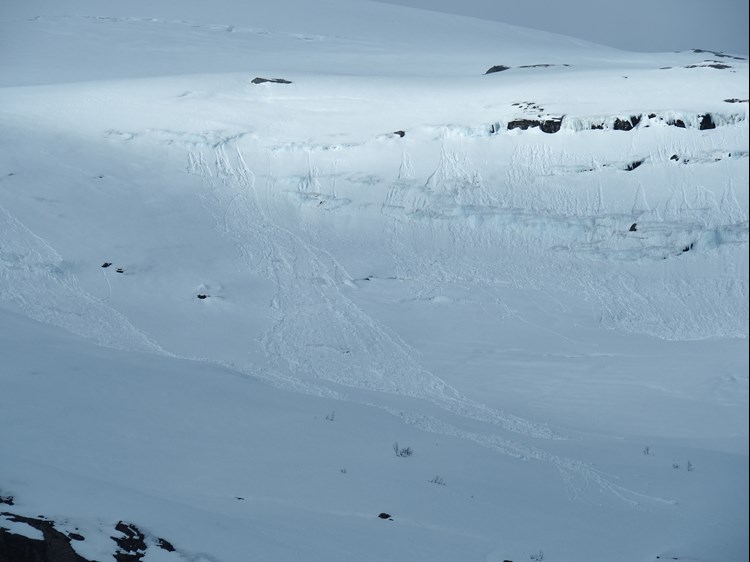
[{"left": 5, "top": 0, "right": 748, "bottom": 87}]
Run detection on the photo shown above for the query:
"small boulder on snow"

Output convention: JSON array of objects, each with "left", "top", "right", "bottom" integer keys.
[
  {"left": 484, "top": 65, "right": 510, "bottom": 74},
  {"left": 251, "top": 77, "right": 292, "bottom": 84}
]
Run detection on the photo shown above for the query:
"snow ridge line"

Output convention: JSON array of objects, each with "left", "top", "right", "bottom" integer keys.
[{"left": 487, "top": 111, "right": 748, "bottom": 136}]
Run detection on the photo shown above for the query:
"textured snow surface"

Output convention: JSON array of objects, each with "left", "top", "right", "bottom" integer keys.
[{"left": 0, "top": 1, "right": 748, "bottom": 561}]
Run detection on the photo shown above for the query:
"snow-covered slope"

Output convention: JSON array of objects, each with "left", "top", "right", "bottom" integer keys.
[{"left": 1, "top": 1, "right": 748, "bottom": 561}]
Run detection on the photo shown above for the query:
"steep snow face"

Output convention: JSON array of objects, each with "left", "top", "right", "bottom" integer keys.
[{"left": 0, "top": 2, "right": 748, "bottom": 562}]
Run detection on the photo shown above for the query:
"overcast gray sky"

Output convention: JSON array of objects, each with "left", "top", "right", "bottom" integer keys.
[{"left": 375, "top": 0, "right": 749, "bottom": 55}]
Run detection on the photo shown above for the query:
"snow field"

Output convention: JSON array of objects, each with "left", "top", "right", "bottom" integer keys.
[{"left": 1, "top": 1, "right": 748, "bottom": 560}]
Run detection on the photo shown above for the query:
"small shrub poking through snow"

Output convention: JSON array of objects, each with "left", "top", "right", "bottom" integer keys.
[{"left": 393, "top": 442, "right": 413, "bottom": 457}]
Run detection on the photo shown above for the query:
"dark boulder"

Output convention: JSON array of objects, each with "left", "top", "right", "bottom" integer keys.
[
  {"left": 625, "top": 160, "right": 644, "bottom": 171},
  {"left": 157, "top": 538, "right": 175, "bottom": 552},
  {"left": 699, "top": 114, "right": 716, "bottom": 130},
  {"left": 613, "top": 115, "right": 642, "bottom": 131},
  {"left": 685, "top": 62, "right": 732, "bottom": 69},
  {"left": 251, "top": 77, "right": 292, "bottom": 85},
  {"left": 507, "top": 117, "right": 563, "bottom": 134},
  {"left": 485, "top": 65, "right": 510, "bottom": 74},
  {"left": 111, "top": 521, "right": 146, "bottom": 562}
]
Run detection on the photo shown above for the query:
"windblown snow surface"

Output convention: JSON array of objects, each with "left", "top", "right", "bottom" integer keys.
[{"left": 0, "top": 1, "right": 748, "bottom": 561}]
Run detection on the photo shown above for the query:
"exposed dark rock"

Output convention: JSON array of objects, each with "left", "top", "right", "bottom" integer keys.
[
  {"left": 518, "top": 63, "right": 555, "bottom": 68},
  {"left": 670, "top": 154, "right": 679, "bottom": 161},
  {"left": 724, "top": 98, "right": 748, "bottom": 103},
  {"left": 681, "top": 242, "right": 694, "bottom": 253},
  {"left": 590, "top": 123, "right": 605, "bottom": 130},
  {"left": 685, "top": 62, "right": 732, "bottom": 69},
  {"left": 0, "top": 497, "right": 13, "bottom": 507},
  {"left": 101, "top": 262, "right": 112, "bottom": 268},
  {"left": 629, "top": 223, "right": 638, "bottom": 232},
  {"left": 691, "top": 48, "right": 746, "bottom": 60},
  {"left": 668, "top": 119, "right": 686, "bottom": 128},
  {"left": 613, "top": 115, "right": 642, "bottom": 131},
  {"left": 507, "top": 117, "right": 563, "bottom": 134},
  {"left": 507, "top": 119, "right": 536, "bottom": 131},
  {"left": 377, "top": 513, "right": 393, "bottom": 520},
  {"left": 0, "top": 512, "right": 92, "bottom": 562},
  {"left": 512, "top": 101, "right": 544, "bottom": 113},
  {"left": 392, "top": 130, "right": 405, "bottom": 138},
  {"left": 648, "top": 113, "right": 656, "bottom": 118},
  {"left": 699, "top": 114, "right": 716, "bottom": 130},
  {"left": 625, "top": 160, "right": 644, "bottom": 171},
  {"left": 111, "top": 521, "right": 147, "bottom": 562},
  {"left": 2, "top": 511, "right": 177, "bottom": 562},
  {"left": 538, "top": 118, "right": 563, "bottom": 134},
  {"left": 197, "top": 294, "right": 208, "bottom": 300},
  {"left": 156, "top": 538, "right": 175, "bottom": 552},
  {"left": 116, "top": 268, "right": 124, "bottom": 273},
  {"left": 250, "top": 77, "right": 292, "bottom": 84},
  {"left": 485, "top": 65, "right": 510, "bottom": 74}
]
